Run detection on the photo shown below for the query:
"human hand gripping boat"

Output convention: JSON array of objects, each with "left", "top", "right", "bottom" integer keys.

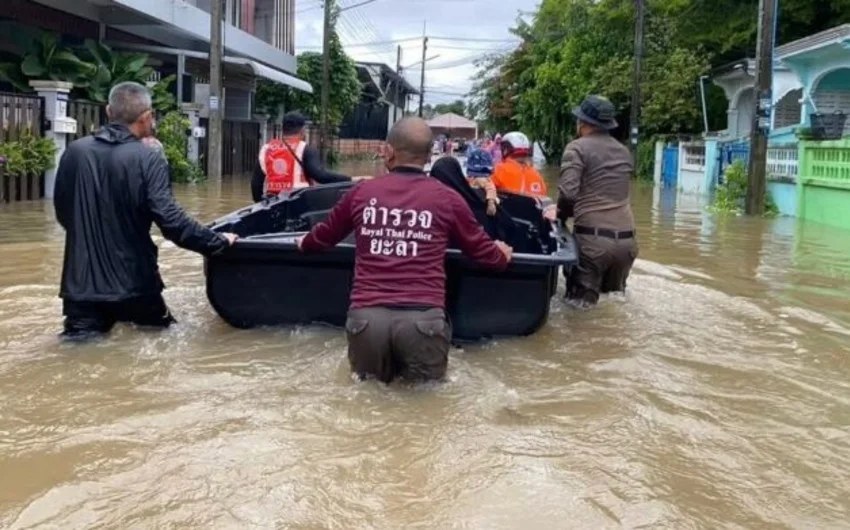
[{"left": 204, "top": 182, "right": 578, "bottom": 341}]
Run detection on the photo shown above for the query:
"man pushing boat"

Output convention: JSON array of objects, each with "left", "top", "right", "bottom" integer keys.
[
  {"left": 251, "top": 111, "right": 369, "bottom": 202},
  {"left": 297, "top": 117, "right": 513, "bottom": 384}
]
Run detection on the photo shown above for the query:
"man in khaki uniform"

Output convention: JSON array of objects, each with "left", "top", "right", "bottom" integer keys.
[{"left": 558, "top": 95, "right": 638, "bottom": 306}]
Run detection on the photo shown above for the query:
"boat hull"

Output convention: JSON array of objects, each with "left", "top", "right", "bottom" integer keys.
[{"left": 205, "top": 182, "right": 576, "bottom": 341}]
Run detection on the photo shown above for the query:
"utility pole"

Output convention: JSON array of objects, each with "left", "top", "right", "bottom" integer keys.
[
  {"left": 418, "top": 36, "right": 428, "bottom": 117},
  {"left": 746, "top": 0, "right": 777, "bottom": 216},
  {"left": 319, "top": 0, "right": 333, "bottom": 163},
  {"left": 629, "top": 0, "right": 645, "bottom": 162},
  {"left": 208, "top": 0, "right": 224, "bottom": 179},
  {"left": 394, "top": 45, "right": 402, "bottom": 124}
]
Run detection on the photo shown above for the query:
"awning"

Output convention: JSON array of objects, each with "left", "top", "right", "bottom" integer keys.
[
  {"left": 228, "top": 59, "right": 314, "bottom": 94},
  {"left": 104, "top": 42, "right": 313, "bottom": 94}
]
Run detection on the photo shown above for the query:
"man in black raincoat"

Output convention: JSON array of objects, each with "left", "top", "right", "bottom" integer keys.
[{"left": 54, "top": 81, "right": 237, "bottom": 337}]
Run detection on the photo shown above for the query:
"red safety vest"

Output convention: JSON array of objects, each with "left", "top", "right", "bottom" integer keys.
[{"left": 263, "top": 137, "right": 309, "bottom": 195}]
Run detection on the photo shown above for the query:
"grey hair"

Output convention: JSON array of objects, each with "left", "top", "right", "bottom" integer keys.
[{"left": 107, "top": 82, "right": 153, "bottom": 125}]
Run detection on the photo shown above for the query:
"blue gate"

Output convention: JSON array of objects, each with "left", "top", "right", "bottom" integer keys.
[
  {"left": 662, "top": 145, "right": 678, "bottom": 187},
  {"left": 718, "top": 141, "right": 750, "bottom": 183}
]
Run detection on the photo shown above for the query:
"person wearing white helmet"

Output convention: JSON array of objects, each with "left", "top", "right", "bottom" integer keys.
[
  {"left": 490, "top": 132, "right": 548, "bottom": 196},
  {"left": 490, "top": 131, "right": 556, "bottom": 220}
]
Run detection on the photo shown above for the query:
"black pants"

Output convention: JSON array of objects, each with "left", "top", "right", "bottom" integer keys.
[
  {"left": 62, "top": 295, "right": 176, "bottom": 337},
  {"left": 345, "top": 307, "right": 451, "bottom": 384}
]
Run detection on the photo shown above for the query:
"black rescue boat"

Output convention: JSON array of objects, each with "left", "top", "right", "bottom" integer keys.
[{"left": 205, "top": 182, "right": 578, "bottom": 341}]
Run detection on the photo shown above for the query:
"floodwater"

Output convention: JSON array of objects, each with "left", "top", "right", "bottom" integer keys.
[{"left": 1, "top": 165, "right": 850, "bottom": 529}]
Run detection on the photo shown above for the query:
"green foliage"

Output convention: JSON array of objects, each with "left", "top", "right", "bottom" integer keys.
[
  {"left": 0, "top": 29, "right": 95, "bottom": 91},
  {"left": 151, "top": 75, "right": 178, "bottom": 114},
  {"left": 470, "top": 0, "right": 850, "bottom": 162},
  {"left": 255, "top": 79, "right": 290, "bottom": 121},
  {"left": 157, "top": 112, "right": 205, "bottom": 184},
  {"left": 0, "top": 134, "right": 57, "bottom": 176},
  {"left": 79, "top": 39, "right": 155, "bottom": 103},
  {"left": 710, "top": 159, "right": 778, "bottom": 216},
  {"left": 635, "top": 139, "right": 656, "bottom": 182},
  {"left": 433, "top": 100, "right": 467, "bottom": 117},
  {"left": 255, "top": 6, "right": 360, "bottom": 130}
]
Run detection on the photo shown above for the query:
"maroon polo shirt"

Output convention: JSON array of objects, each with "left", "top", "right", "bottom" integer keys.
[{"left": 300, "top": 167, "right": 509, "bottom": 309}]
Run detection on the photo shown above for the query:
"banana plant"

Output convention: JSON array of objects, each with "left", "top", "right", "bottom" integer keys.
[
  {"left": 0, "top": 30, "right": 95, "bottom": 92},
  {"left": 81, "top": 39, "right": 155, "bottom": 103}
]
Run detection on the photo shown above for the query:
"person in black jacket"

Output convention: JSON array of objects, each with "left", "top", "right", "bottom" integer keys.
[
  {"left": 54, "top": 81, "right": 238, "bottom": 337},
  {"left": 251, "top": 111, "right": 352, "bottom": 202}
]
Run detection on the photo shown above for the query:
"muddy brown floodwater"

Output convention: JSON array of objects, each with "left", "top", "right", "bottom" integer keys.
[{"left": 2, "top": 165, "right": 850, "bottom": 529}]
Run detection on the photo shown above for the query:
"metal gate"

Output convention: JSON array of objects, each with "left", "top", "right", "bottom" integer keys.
[
  {"left": 719, "top": 141, "right": 750, "bottom": 183},
  {"left": 0, "top": 92, "right": 47, "bottom": 202},
  {"left": 661, "top": 145, "right": 678, "bottom": 188}
]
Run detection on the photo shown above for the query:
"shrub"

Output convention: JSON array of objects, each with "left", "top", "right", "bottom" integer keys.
[
  {"left": 0, "top": 134, "right": 57, "bottom": 176},
  {"left": 157, "top": 112, "right": 205, "bottom": 183},
  {"left": 710, "top": 159, "right": 778, "bottom": 216}
]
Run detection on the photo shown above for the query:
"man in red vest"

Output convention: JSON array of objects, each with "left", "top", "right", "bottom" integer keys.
[
  {"left": 251, "top": 111, "right": 353, "bottom": 201},
  {"left": 297, "top": 117, "right": 513, "bottom": 384}
]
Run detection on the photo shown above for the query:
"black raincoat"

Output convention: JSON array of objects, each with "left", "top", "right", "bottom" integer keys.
[{"left": 54, "top": 124, "right": 228, "bottom": 302}]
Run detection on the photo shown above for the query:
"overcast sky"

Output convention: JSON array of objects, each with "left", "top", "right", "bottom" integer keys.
[{"left": 294, "top": 0, "right": 539, "bottom": 105}]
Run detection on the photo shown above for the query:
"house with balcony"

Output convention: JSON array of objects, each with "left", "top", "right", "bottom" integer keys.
[
  {"left": 661, "top": 24, "right": 850, "bottom": 230},
  {"left": 0, "top": 0, "right": 310, "bottom": 180}
]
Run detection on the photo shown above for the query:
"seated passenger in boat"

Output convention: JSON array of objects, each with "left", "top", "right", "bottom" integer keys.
[
  {"left": 430, "top": 156, "right": 516, "bottom": 242},
  {"left": 490, "top": 132, "right": 556, "bottom": 220},
  {"left": 251, "top": 111, "right": 352, "bottom": 202}
]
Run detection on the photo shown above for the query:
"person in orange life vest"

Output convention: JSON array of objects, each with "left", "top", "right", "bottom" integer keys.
[
  {"left": 490, "top": 131, "right": 556, "bottom": 220},
  {"left": 251, "top": 111, "right": 353, "bottom": 202}
]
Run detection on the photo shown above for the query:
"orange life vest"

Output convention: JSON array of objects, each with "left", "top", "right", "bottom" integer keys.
[
  {"left": 491, "top": 158, "right": 548, "bottom": 197},
  {"left": 263, "top": 136, "right": 309, "bottom": 195}
]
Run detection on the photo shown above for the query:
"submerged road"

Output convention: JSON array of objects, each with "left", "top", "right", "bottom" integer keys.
[{"left": 1, "top": 170, "right": 849, "bottom": 528}]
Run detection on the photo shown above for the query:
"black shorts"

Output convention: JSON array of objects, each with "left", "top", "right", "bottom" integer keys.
[
  {"left": 345, "top": 307, "right": 451, "bottom": 384},
  {"left": 62, "top": 294, "right": 176, "bottom": 337}
]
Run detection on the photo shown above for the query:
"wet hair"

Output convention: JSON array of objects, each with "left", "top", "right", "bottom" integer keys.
[
  {"left": 282, "top": 111, "right": 307, "bottom": 135},
  {"left": 387, "top": 117, "right": 433, "bottom": 164},
  {"left": 107, "top": 82, "right": 153, "bottom": 126}
]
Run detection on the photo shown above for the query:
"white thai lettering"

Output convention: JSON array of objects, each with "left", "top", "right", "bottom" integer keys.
[
  {"left": 405, "top": 209, "right": 418, "bottom": 227},
  {"left": 390, "top": 208, "right": 402, "bottom": 226},
  {"left": 363, "top": 198, "right": 377, "bottom": 225},
  {"left": 418, "top": 211, "right": 433, "bottom": 229}
]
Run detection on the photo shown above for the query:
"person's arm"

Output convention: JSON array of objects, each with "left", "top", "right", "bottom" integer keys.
[
  {"left": 300, "top": 185, "right": 357, "bottom": 252},
  {"left": 447, "top": 192, "right": 510, "bottom": 271},
  {"left": 251, "top": 163, "right": 265, "bottom": 202},
  {"left": 490, "top": 165, "right": 506, "bottom": 192},
  {"left": 53, "top": 149, "right": 73, "bottom": 229},
  {"left": 301, "top": 145, "right": 351, "bottom": 184},
  {"left": 143, "top": 151, "right": 230, "bottom": 255},
  {"left": 557, "top": 143, "right": 583, "bottom": 219}
]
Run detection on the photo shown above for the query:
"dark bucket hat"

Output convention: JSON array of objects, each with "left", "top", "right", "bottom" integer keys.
[{"left": 572, "top": 95, "right": 618, "bottom": 130}]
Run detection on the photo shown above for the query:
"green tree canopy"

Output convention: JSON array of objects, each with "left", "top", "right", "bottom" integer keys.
[
  {"left": 470, "top": 0, "right": 850, "bottom": 163},
  {"left": 255, "top": 5, "right": 361, "bottom": 130}
]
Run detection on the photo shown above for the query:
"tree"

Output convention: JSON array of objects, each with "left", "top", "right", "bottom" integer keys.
[
  {"left": 255, "top": 17, "right": 360, "bottom": 130},
  {"left": 470, "top": 0, "right": 850, "bottom": 165},
  {"left": 433, "top": 99, "right": 467, "bottom": 116}
]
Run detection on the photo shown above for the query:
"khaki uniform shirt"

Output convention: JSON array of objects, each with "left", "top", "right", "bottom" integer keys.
[{"left": 558, "top": 133, "right": 635, "bottom": 230}]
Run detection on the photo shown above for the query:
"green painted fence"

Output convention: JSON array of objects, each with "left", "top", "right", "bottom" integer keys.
[{"left": 798, "top": 139, "right": 850, "bottom": 230}]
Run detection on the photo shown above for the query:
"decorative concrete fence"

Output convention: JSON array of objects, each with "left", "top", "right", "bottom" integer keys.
[{"left": 798, "top": 138, "right": 850, "bottom": 229}]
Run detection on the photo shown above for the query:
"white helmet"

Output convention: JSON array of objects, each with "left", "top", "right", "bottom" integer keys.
[{"left": 501, "top": 131, "right": 531, "bottom": 157}]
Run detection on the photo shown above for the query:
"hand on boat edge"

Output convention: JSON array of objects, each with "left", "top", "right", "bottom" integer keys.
[
  {"left": 222, "top": 233, "right": 239, "bottom": 246},
  {"left": 495, "top": 240, "right": 513, "bottom": 262}
]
